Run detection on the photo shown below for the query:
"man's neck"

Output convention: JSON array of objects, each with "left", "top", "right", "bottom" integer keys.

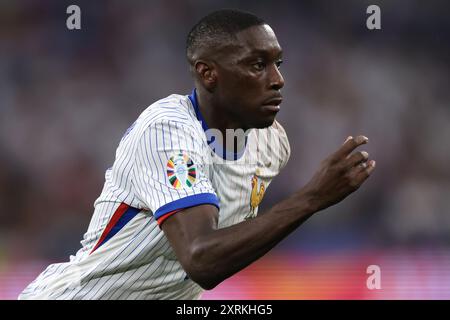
[
  {"left": 195, "top": 88, "right": 249, "bottom": 156},
  {"left": 196, "top": 89, "right": 237, "bottom": 136}
]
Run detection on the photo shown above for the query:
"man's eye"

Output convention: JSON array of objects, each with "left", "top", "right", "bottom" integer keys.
[{"left": 253, "top": 62, "right": 265, "bottom": 71}]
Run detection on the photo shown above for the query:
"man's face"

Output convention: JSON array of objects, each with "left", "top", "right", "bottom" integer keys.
[{"left": 214, "top": 24, "right": 285, "bottom": 130}]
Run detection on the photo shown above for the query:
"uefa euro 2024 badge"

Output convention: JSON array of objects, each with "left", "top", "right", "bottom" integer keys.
[{"left": 166, "top": 152, "right": 197, "bottom": 189}]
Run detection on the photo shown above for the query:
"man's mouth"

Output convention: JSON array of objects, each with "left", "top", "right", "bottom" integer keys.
[
  {"left": 261, "top": 104, "right": 281, "bottom": 112},
  {"left": 262, "top": 97, "right": 283, "bottom": 112}
]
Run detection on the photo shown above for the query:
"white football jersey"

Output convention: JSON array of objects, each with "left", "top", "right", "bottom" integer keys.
[{"left": 18, "top": 90, "right": 290, "bottom": 300}]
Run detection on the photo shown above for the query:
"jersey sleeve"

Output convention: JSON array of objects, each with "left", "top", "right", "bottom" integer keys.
[{"left": 133, "top": 119, "right": 219, "bottom": 225}]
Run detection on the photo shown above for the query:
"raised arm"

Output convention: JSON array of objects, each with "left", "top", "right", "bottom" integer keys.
[{"left": 161, "top": 135, "right": 376, "bottom": 290}]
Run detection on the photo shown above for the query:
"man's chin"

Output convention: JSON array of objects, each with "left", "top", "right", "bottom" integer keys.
[{"left": 253, "top": 116, "right": 276, "bottom": 129}]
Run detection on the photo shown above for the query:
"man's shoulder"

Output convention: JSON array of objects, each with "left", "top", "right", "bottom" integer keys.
[
  {"left": 271, "top": 119, "right": 290, "bottom": 156},
  {"left": 129, "top": 93, "right": 204, "bottom": 143},
  {"left": 254, "top": 119, "right": 291, "bottom": 171},
  {"left": 269, "top": 119, "right": 288, "bottom": 137},
  {"left": 258, "top": 119, "right": 289, "bottom": 143},
  {"left": 129, "top": 94, "right": 203, "bottom": 137},
  {"left": 140, "top": 94, "right": 195, "bottom": 124}
]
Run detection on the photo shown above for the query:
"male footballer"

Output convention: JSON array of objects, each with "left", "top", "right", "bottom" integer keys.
[{"left": 19, "top": 9, "right": 375, "bottom": 300}]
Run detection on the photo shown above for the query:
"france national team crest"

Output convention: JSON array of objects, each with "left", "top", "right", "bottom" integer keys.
[
  {"left": 245, "top": 171, "right": 266, "bottom": 220},
  {"left": 167, "top": 152, "right": 197, "bottom": 189}
]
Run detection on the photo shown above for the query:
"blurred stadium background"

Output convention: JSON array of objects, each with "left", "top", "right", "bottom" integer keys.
[{"left": 1, "top": 0, "right": 449, "bottom": 299}]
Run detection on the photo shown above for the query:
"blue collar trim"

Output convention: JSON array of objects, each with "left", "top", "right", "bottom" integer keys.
[{"left": 188, "top": 89, "right": 209, "bottom": 132}]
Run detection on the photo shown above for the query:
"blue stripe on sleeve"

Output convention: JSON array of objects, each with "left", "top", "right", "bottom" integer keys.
[
  {"left": 97, "top": 206, "right": 141, "bottom": 250},
  {"left": 153, "top": 193, "right": 220, "bottom": 220}
]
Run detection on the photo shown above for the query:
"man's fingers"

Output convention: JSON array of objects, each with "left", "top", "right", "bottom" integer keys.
[
  {"left": 334, "top": 135, "right": 368, "bottom": 160},
  {"left": 343, "top": 136, "right": 353, "bottom": 145},
  {"left": 346, "top": 151, "right": 369, "bottom": 167},
  {"left": 353, "top": 160, "right": 376, "bottom": 184}
]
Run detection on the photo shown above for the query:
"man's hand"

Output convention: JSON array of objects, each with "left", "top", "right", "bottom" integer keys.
[{"left": 301, "top": 135, "right": 376, "bottom": 212}]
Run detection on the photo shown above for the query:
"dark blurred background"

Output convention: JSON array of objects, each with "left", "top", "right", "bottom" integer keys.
[{"left": 1, "top": 0, "right": 449, "bottom": 299}]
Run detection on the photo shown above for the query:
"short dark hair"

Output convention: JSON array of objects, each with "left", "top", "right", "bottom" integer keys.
[{"left": 186, "top": 9, "right": 266, "bottom": 65}]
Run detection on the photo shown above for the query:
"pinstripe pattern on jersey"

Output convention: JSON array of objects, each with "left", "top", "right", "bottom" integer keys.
[
  {"left": 18, "top": 93, "right": 291, "bottom": 300},
  {"left": 132, "top": 118, "right": 217, "bottom": 214}
]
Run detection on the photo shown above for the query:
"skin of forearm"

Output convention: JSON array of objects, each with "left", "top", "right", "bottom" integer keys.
[{"left": 189, "top": 188, "right": 318, "bottom": 289}]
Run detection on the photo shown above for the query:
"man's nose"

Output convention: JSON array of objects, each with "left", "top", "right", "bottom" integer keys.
[{"left": 269, "top": 65, "right": 285, "bottom": 90}]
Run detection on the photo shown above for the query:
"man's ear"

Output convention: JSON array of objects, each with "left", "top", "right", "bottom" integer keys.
[{"left": 194, "top": 61, "right": 217, "bottom": 91}]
